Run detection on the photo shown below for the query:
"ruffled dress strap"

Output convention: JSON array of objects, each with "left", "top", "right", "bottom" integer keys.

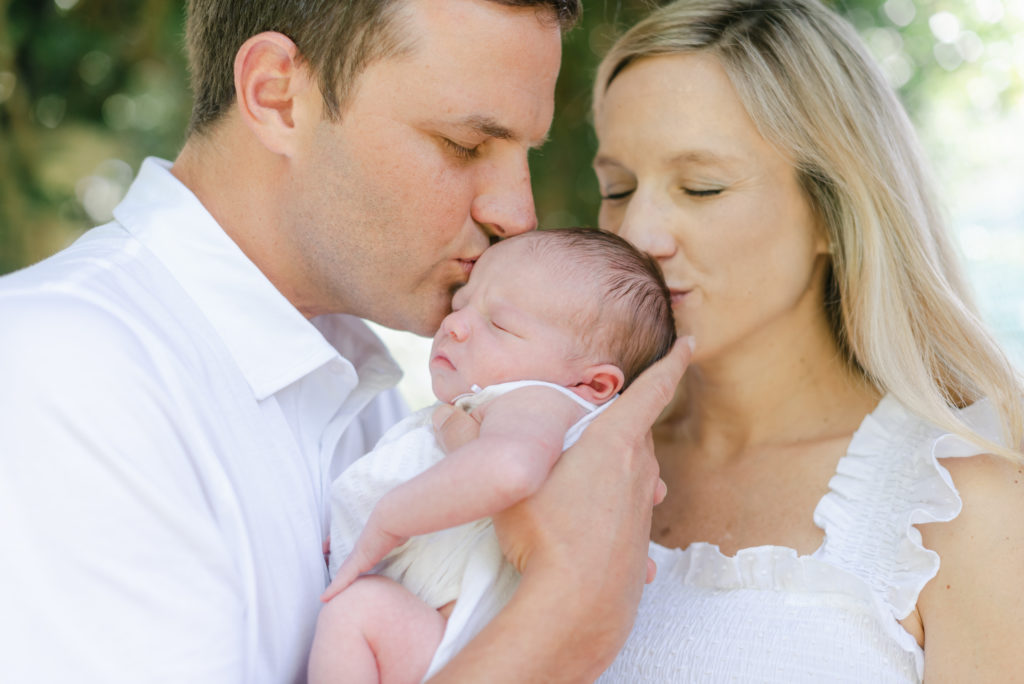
[{"left": 812, "top": 395, "right": 1006, "bottom": 676}]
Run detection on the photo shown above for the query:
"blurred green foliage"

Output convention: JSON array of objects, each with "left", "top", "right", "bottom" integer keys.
[
  {"left": 1, "top": 0, "right": 1022, "bottom": 275},
  {"left": 0, "top": 0, "right": 189, "bottom": 274}
]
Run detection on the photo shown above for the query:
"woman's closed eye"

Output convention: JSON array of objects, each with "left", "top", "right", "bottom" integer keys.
[
  {"left": 683, "top": 187, "right": 723, "bottom": 197},
  {"left": 601, "top": 187, "right": 635, "bottom": 201}
]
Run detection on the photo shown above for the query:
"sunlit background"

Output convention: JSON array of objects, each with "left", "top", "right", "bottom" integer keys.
[{"left": 1, "top": 0, "right": 1022, "bottom": 410}]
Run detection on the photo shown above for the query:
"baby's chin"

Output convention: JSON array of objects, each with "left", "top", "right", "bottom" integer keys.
[{"left": 429, "top": 377, "right": 461, "bottom": 405}]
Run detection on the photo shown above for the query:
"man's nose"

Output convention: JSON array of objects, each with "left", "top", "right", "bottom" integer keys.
[{"left": 471, "top": 151, "right": 538, "bottom": 240}]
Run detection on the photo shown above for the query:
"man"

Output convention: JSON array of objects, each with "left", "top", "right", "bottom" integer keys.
[{"left": 0, "top": 1, "right": 688, "bottom": 681}]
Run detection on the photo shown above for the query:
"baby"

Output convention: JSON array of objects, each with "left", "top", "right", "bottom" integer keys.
[{"left": 308, "top": 228, "right": 676, "bottom": 684}]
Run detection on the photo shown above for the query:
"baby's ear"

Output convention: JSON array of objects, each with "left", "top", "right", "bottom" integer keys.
[{"left": 572, "top": 363, "right": 625, "bottom": 404}]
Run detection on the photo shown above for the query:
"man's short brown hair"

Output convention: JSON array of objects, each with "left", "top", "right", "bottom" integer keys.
[{"left": 184, "top": 0, "right": 581, "bottom": 136}]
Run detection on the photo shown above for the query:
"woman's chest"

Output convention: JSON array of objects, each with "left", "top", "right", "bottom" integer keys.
[{"left": 652, "top": 437, "right": 848, "bottom": 555}]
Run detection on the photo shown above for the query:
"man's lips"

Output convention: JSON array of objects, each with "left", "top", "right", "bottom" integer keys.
[{"left": 456, "top": 258, "right": 477, "bottom": 276}]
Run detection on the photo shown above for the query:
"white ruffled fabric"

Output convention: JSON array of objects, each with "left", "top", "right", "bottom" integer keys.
[{"left": 598, "top": 396, "right": 1003, "bottom": 683}]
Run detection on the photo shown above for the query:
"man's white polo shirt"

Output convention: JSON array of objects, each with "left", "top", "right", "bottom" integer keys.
[{"left": 0, "top": 158, "right": 408, "bottom": 683}]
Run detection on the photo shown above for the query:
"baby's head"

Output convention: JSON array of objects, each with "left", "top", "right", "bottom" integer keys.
[{"left": 429, "top": 228, "right": 676, "bottom": 404}]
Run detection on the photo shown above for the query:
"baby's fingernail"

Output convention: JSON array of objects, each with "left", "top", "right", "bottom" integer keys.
[{"left": 684, "top": 336, "right": 696, "bottom": 352}]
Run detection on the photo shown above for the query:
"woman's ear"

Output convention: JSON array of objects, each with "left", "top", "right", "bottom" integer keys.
[
  {"left": 233, "top": 31, "right": 317, "bottom": 157},
  {"left": 813, "top": 216, "right": 832, "bottom": 256},
  {"left": 572, "top": 363, "right": 626, "bottom": 404}
]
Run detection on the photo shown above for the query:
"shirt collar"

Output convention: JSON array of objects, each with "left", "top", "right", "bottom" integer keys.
[{"left": 112, "top": 157, "right": 401, "bottom": 400}]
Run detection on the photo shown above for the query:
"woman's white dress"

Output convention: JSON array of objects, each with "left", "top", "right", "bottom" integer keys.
[{"left": 598, "top": 396, "right": 1005, "bottom": 683}]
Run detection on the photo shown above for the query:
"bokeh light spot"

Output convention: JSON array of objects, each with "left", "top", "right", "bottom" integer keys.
[
  {"left": 883, "top": 0, "right": 916, "bottom": 27},
  {"left": 973, "top": 0, "right": 1005, "bottom": 23},
  {"left": 102, "top": 93, "right": 136, "bottom": 130},
  {"left": 35, "top": 94, "right": 66, "bottom": 129},
  {"left": 882, "top": 52, "right": 915, "bottom": 88},
  {"left": 929, "top": 11, "right": 962, "bottom": 43},
  {"left": 75, "top": 159, "right": 134, "bottom": 223},
  {"left": 79, "top": 51, "right": 113, "bottom": 86},
  {"left": 0, "top": 72, "right": 16, "bottom": 104}
]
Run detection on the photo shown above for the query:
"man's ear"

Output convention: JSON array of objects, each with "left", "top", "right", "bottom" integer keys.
[
  {"left": 571, "top": 363, "right": 625, "bottom": 404},
  {"left": 233, "top": 31, "right": 317, "bottom": 156}
]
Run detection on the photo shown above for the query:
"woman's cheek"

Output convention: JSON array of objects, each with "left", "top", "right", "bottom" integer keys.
[{"left": 598, "top": 204, "right": 622, "bottom": 233}]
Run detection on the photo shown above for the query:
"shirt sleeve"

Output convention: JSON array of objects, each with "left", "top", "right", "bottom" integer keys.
[{"left": 0, "top": 293, "right": 248, "bottom": 683}]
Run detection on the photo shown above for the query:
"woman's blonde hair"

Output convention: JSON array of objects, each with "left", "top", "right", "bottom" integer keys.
[{"left": 595, "top": 0, "right": 1024, "bottom": 458}]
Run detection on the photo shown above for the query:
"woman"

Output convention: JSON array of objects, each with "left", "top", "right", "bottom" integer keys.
[{"left": 591, "top": 0, "right": 1024, "bottom": 681}]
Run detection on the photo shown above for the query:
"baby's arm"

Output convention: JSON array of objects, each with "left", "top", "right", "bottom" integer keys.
[{"left": 323, "top": 386, "right": 586, "bottom": 601}]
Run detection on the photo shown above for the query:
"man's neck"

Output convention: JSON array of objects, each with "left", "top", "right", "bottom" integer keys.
[{"left": 171, "top": 119, "right": 321, "bottom": 318}]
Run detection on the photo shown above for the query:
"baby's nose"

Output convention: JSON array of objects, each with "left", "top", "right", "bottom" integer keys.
[{"left": 443, "top": 313, "right": 469, "bottom": 342}]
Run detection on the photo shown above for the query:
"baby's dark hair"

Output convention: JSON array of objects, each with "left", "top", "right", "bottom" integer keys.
[{"left": 523, "top": 228, "right": 677, "bottom": 389}]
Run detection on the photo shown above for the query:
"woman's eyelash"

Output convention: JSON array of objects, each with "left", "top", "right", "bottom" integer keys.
[{"left": 601, "top": 187, "right": 723, "bottom": 200}]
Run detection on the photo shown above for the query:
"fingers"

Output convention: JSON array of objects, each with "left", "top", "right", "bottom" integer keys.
[
  {"left": 320, "top": 565, "right": 354, "bottom": 603},
  {"left": 601, "top": 337, "right": 692, "bottom": 430},
  {"left": 654, "top": 478, "right": 667, "bottom": 506},
  {"left": 431, "top": 403, "right": 458, "bottom": 433},
  {"left": 645, "top": 557, "right": 657, "bottom": 584},
  {"left": 320, "top": 547, "right": 370, "bottom": 603},
  {"left": 432, "top": 403, "right": 480, "bottom": 455}
]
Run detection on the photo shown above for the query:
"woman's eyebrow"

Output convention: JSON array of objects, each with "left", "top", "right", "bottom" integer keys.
[
  {"left": 592, "top": 155, "right": 625, "bottom": 169},
  {"left": 667, "top": 150, "right": 741, "bottom": 167},
  {"left": 594, "top": 149, "right": 742, "bottom": 169}
]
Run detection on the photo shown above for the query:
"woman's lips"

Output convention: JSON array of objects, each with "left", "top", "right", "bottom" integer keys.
[{"left": 669, "top": 289, "right": 691, "bottom": 307}]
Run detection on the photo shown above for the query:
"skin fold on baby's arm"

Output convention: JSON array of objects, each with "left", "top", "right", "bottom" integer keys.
[{"left": 321, "top": 386, "right": 588, "bottom": 601}]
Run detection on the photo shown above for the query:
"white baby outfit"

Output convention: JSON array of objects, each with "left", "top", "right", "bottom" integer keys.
[
  {"left": 598, "top": 395, "right": 1006, "bottom": 683},
  {"left": 328, "top": 381, "right": 612, "bottom": 679}
]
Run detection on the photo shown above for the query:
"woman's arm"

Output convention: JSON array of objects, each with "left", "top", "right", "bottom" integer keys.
[
  {"left": 428, "top": 339, "right": 692, "bottom": 683},
  {"left": 917, "top": 452, "right": 1024, "bottom": 681}
]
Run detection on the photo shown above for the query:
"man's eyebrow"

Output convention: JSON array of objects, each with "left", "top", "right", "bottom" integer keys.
[{"left": 453, "top": 115, "right": 550, "bottom": 149}]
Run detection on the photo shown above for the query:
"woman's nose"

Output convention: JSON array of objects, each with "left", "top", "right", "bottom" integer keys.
[{"left": 617, "top": 195, "right": 678, "bottom": 261}]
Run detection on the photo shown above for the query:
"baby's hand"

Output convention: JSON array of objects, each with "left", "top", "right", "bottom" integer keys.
[
  {"left": 320, "top": 521, "right": 407, "bottom": 603},
  {"left": 432, "top": 403, "right": 480, "bottom": 455}
]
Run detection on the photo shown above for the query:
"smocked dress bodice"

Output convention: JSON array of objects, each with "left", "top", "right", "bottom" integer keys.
[{"left": 599, "top": 396, "right": 1004, "bottom": 683}]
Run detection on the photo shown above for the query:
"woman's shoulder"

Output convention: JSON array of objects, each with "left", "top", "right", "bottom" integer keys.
[
  {"left": 909, "top": 402, "right": 1024, "bottom": 677},
  {"left": 913, "top": 395, "right": 1024, "bottom": 568},
  {"left": 813, "top": 395, "right": 1011, "bottom": 620},
  {"left": 836, "top": 394, "right": 1009, "bottom": 483}
]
